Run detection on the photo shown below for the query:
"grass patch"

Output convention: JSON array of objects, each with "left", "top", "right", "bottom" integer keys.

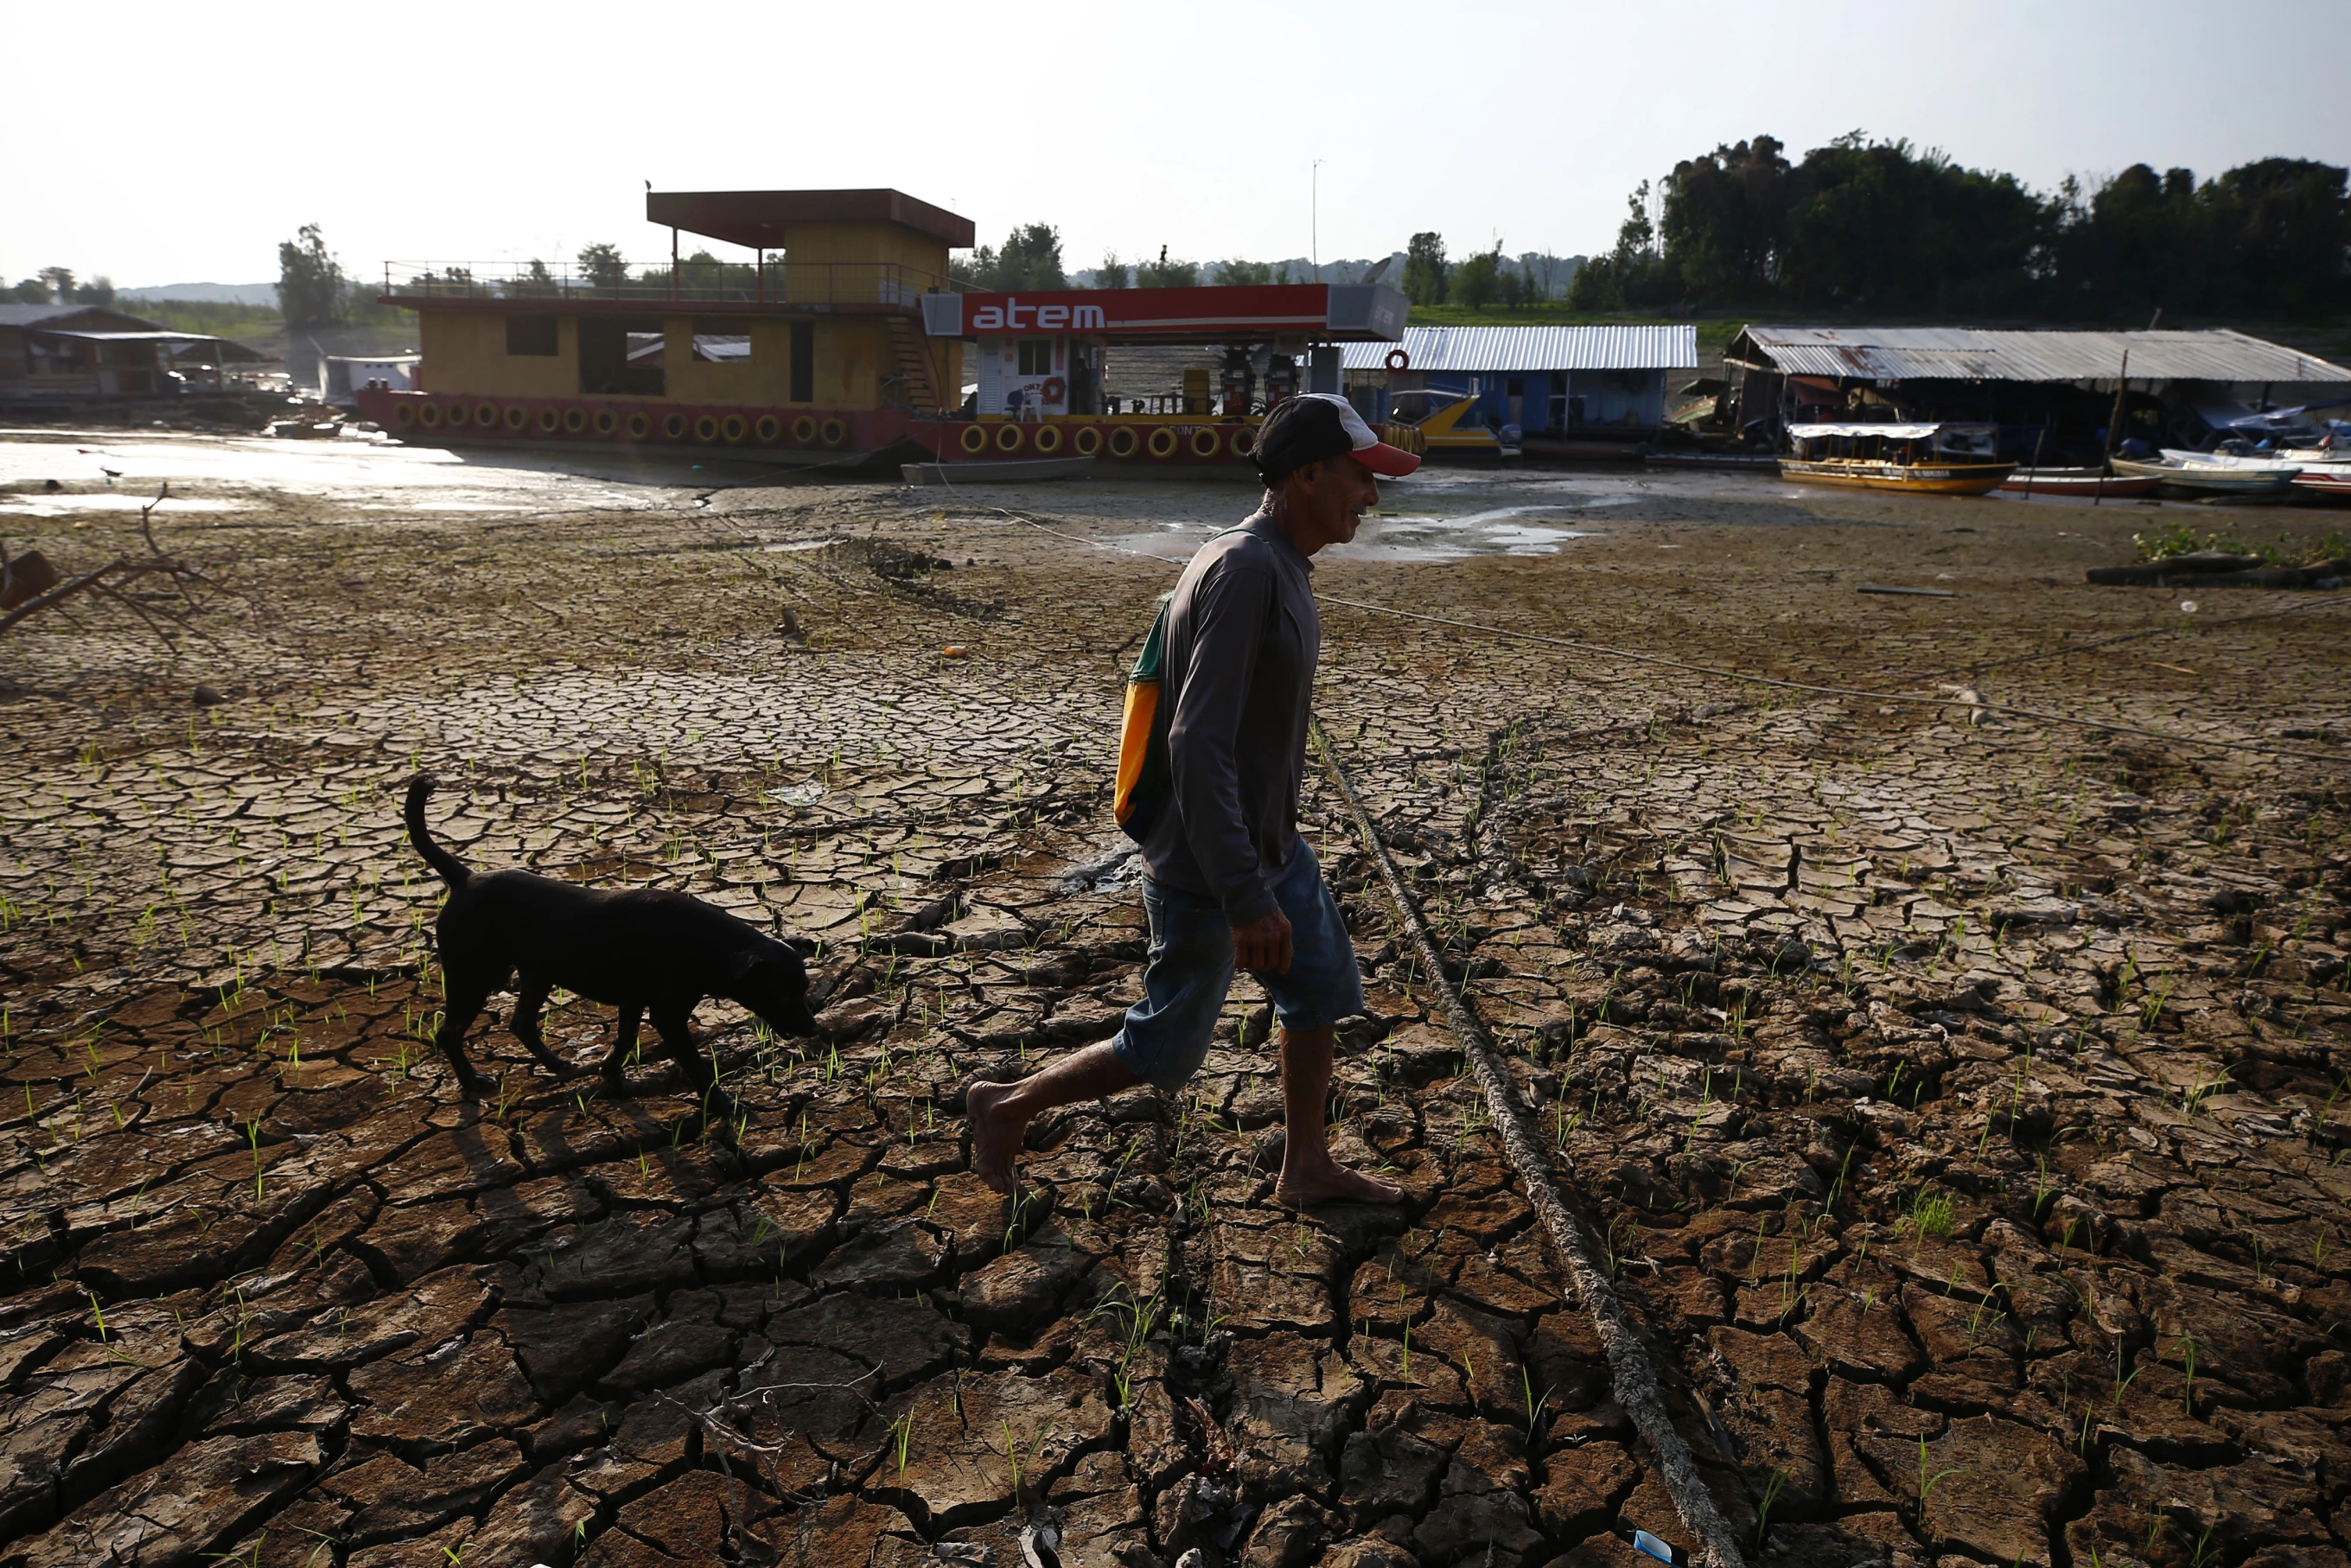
[{"left": 2132, "top": 520, "right": 2350, "bottom": 566}]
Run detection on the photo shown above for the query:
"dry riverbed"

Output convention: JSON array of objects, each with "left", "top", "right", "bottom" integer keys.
[{"left": 3, "top": 430, "right": 2348, "bottom": 1568}]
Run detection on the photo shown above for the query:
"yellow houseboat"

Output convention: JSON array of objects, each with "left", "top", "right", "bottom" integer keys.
[{"left": 1780, "top": 422, "right": 2013, "bottom": 495}]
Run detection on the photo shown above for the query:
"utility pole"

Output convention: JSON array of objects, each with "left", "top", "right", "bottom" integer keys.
[{"left": 1312, "top": 159, "right": 1324, "bottom": 280}]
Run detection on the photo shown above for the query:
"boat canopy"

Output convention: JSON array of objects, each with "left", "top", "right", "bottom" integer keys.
[{"left": 1788, "top": 421, "right": 1994, "bottom": 441}]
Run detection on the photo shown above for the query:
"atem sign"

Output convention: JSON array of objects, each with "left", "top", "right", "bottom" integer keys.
[
  {"left": 921, "top": 284, "right": 1404, "bottom": 343},
  {"left": 971, "top": 299, "right": 1106, "bottom": 331}
]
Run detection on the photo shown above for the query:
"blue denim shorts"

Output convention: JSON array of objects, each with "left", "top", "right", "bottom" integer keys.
[{"left": 1109, "top": 839, "right": 1365, "bottom": 1093}]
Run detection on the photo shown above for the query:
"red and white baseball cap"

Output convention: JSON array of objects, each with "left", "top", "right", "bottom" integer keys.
[{"left": 1254, "top": 392, "right": 1422, "bottom": 481}]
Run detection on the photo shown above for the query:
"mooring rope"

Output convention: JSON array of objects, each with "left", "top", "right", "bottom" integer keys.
[{"left": 1314, "top": 719, "right": 1747, "bottom": 1568}]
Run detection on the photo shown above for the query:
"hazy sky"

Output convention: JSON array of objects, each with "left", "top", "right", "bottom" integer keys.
[{"left": 9, "top": 0, "right": 2346, "bottom": 290}]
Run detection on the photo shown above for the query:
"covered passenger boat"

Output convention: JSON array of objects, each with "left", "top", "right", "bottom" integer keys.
[{"left": 1779, "top": 422, "right": 2012, "bottom": 495}]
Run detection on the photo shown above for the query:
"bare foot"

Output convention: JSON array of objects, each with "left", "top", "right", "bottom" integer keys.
[
  {"left": 1275, "top": 1158, "right": 1405, "bottom": 1208},
  {"left": 966, "top": 1079, "right": 1027, "bottom": 1195}
]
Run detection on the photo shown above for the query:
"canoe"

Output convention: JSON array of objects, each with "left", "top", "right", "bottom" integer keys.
[
  {"left": 1780, "top": 458, "right": 2013, "bottom": 495},
  {"left": 2111, "top": 457, "right": 2299, "bottom": 495},
  {"left": 901, "top": 456, "right": 1094, "bottom": 485},
  {"left": 1999, "top": 468, "right": 2160, "bottom": 497}
]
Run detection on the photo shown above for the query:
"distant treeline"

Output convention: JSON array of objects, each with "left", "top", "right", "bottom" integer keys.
[{"left": 1569, "top": 133, "right": 2349, "bottom": 318}]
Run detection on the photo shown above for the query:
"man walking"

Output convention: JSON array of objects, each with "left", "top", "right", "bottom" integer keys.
[{"left": 968, "top": 394, "right": 1419, "bottom": 1206}]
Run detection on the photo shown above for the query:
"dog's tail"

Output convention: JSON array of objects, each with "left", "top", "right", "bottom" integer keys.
[{"left": 404, "top": 774, "right": 471, "bottom": 888}]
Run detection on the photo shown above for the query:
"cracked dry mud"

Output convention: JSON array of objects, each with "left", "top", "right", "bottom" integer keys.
[{"left": 3, "top": 433, "right": 2348, "bottom": 1568}]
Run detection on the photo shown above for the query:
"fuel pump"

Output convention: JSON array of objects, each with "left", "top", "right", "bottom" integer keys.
[
  {"left": 1219, "top": 347, "right": 1255, "bottom": 417},
  {"left": 1264, "top": 353, "right": 1298, "bottom": 409}
]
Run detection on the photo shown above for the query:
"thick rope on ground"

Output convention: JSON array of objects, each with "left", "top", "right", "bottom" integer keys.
[{"left": 1316, "top": 721, "right": 1748, "bottom": 1568}]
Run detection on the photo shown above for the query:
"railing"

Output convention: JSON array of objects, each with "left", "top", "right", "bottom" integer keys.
[{"left": 381, "top": 259, "right": 964, "bottom": 308}]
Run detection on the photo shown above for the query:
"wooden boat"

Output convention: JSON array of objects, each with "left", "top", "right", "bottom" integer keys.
[
  {"left": 1779, "top": 422, "right": 2012, "bottom": 495},
  {"left": 2159, "top": 448, "right": 2310, "bottom": 475},
  {"left": 901, "top": 456, "right": 1093, "bottom": 485},
  {"left": 1999, "top": 467, "right": 2160, "bottom": 497},
  {"left": 2291, "top": 469, "right": 2351, "bottom": 506},
  {"left": 2111, "top": 457, "right": 2299, "bottom": 497}
]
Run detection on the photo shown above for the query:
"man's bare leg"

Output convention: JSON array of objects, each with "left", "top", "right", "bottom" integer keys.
[
  {"left": 1273, "top": 1023, "right": 1405, "bottom": 1207},
  {"left": 966, "top": 1041, "right": 1141, "bottom": 1195}
]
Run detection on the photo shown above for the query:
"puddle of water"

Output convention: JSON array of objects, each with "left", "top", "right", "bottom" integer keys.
[
  {"left": 1331, "top": 516, "right": 1595, "bottom": 562},
  {"left": 761, "top": 540, "right": 831, "bottom": 552},
  {"left": 0, "top": 493, "right": 239, "bottom": 516},
  {"left": 364, "top": 501, "right": 526, "bottom": 513}
]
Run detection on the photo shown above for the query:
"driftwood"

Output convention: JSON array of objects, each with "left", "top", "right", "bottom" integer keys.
[{"left": 0, "top": 485, "right": 220, "bottom": 644}]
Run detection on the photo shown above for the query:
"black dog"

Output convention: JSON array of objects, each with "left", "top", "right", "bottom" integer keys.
[{"left": 404, "top": 774, "right": 818, "bottom": 1104}]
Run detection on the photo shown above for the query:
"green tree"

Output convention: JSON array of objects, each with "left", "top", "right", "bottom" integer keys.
[
  {"left": 1660, "top": 136, "right": 1792, "bottom": 303},
  {"left": 11, "top": 277, "right": 52, "bottom": 303},
  {"left": 277, "top": 224, "right": 347, "bottom": 325},
  {"left": 963, "top": 223, "right": 1067, "bottom": 290},
  {"left": 1775, "top": 137, "right": 2050, "bottom": 312},
  {"left": 1452, "top": 242, "right": 1503, "bottom": 309},
  {"left": 73, "top": 276, "right": 115, "bottom": 306},
  {"left": 1213, "top": 258, "right": 1275, "bottom": 285},
  {"left": 1136, "top": 248, "right": 1200, "bottom": 288},
  {"left": 576, "top": 242, "right": 628, "bottom": 290},
  {"left": 1096, "top": 252, "right": 1131, "bottom": 288},
  {"left": 37, "top": 266, "right": 75, "bottom": 304},
  {"left": 1403, "top": 232, "right": 1449, "bottom": 306}
]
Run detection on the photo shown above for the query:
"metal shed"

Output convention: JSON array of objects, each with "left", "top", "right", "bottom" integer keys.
[
  {"left": 1341, "top": 324, "right": 1698, "bottom": 437},
  {"left": 1722, "top": 325, "right": 2351, "bottom": 456}
]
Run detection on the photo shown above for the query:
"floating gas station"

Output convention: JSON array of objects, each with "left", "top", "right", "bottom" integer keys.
[{"left": 358, "top": 187, "right": 1417, "bottom": 472}]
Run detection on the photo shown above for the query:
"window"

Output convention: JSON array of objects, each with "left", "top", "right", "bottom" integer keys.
[
  {"left": 506, "top": 316, "right": 558, "bottom": 356},
  {"left": 576, "top": 317, "right": 666, "bottom": 395},
  {"left": 789, "top": 322, "right": 813, "bottom": 403},
  {"left": 691, "top": 319, "right": 750, "bottom": 364},
  {"left": 1017, "top": 338, "right": 1054, "bottom": 376}
]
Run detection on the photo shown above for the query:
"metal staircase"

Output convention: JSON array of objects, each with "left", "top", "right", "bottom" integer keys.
[{"left": 882, "top": 317, "right": 949, "bottom": 412}]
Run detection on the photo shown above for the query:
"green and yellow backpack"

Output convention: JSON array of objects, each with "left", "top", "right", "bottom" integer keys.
[{"left": 1112, "top": 592, "right": 1176, "bottom": 842}]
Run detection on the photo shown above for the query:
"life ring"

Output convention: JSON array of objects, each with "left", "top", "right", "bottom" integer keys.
[
  {"left": 1041, "top": 375, "right": 1065, "bottom": 405},
  {"left": 663, "top": 411, "right": 689, "bottom": 440},
  {"left": 1189, "top": 426, "right": 1222, "bottom": 459},
  {"left": 394, "top": 402, "right": 417, "bottom": 428},
  {"left": 754, "top": 414, "right": 780, "bottom": 444},
  {"left": 693, "top": 414, "right": 719, "bottom": 443},
  {"left": 792, "top": 414, "right": 818, "bottom": 444},
  {"left": 1033, "top": 424, "right": 1063, "bottom": 455},
  {"left": 722, "top": 413, "right": 749, "bottom": 443},
  {"left": 627, "top": 411, "right": 653, "bottom": 441},
  {"left": 995, "top": 423, "right": 1025, "bottom": 454},
  {"left": 959, "top": 423, "right": 990, "bottom": 455},
  {"left": 475, "top": 405, "right": 500, "bottom": 430},
  {"left": 1106, "top": 426, "right": 1138, "bottom": 458},
  {"left": 537, "top": 407, "right": 562, "bottom": 435},
  {"left": 503, "top": 404, "right": 528, "bottom": 432},
  {"left": 1072, "top": 424, "right": 1102, "bottom": 456},
  {"left": 441, "top": 403, "right": 468, "bottom": 429},
  {"left": 1230, "top": 425, "right": 1257, "bottom": 457},
  {"left": 1385, "top": 348, "right": 1410, "bottom": 373},
  {"left": 1147, "top": 427, "right": 1177, "bottom": 459},
  {"left": 593, "top": 409, "right": 618, "bottom": 437},
  {"left": 562, "top": 406, "right": 587, "bottom": 435},
  {"left": 820, "top": 417, "right": 848, "bottom": 448},
  {"left": 417, "top": 401, "right": 443, "bottom": 429}
]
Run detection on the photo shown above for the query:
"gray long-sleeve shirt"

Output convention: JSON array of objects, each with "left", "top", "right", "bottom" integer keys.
[{"left": 1137, "top": 517, "right": 1318, "bottom": 925}]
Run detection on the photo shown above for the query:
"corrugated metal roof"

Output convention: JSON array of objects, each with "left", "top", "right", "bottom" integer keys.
[
  {"left": 1341, "top": 324, "right": 1697, "bottom": 373},
  {"left": 1727, "top": 326, "right": 2351, "bottom": 384}
]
